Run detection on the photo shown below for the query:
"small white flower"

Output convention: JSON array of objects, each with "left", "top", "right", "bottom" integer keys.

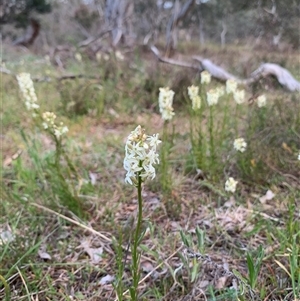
[
  {"left": 124, "top": 125, "right": 161, "bottom": 185},
  {"left": 226, "top": 79, "right": 238, "bottom": 94},
  {"left": 115, "top": 50, "right": 124, "bottom": 61},
  {"left": 257, "top": 95, "right": 267, "bottom": 108},
  {"left": 225, "top": 177, "right": 238, "bottom": 193},
  {"left": 42, "top": 111, "right": 56, "bottom": 121},
  {"left": 206, "top": 89, "right": 219, "bottom": 106},
  {"left": 201, "top": 71, "right": 211, "bottom": 84},
  {"left": 298, "top": 151, "right": 300, "bottom": 161},
  {"left": 54, "top": 125, "right": 69, "bottom": 138},
  {"left": 158, "top": 87, "right": 175, "bottom": 121},
  {"left": 147, "top": 134, "right": 161, "bottom": 149},
  {"left": 75, "top": 53, "right": 82, "bottom": 62},
  {"left": 234, "top": 138, "right": 247, "bottom": 153},
  {"left": 233, "top": 89, "right": 245, "bottom": 104},
  {"left": 188, "top": 85, "right": 201, "bottom": 110}
]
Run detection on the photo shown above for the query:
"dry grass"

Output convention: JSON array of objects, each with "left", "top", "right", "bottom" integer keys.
[{"left": 1, "top": 42, "right": 300, "bottom": 300}]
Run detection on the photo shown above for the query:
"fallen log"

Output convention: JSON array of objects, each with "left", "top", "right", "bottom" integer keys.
[
  {"left": 150, "top": 45, "right": 300, "bottom": 92},
  {"left": 244, "top": 63, "right": 300, "bottom": 92},
  {"left": 193, "top": 56, "right": 239, "bottom": 82}
]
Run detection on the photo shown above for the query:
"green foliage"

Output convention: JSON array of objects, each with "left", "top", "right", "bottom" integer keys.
[
  {"left": 246, "top": 245, "right": 264, "bottom": 289},
  {"left": 180, "top": 227, "right": 206, "bottom": 284},
  {"left": 58, "top": 80, "right": 105, "bottom": 118},
  {"left": 237, "top": 97, "right": 300, "bottom": 184}
]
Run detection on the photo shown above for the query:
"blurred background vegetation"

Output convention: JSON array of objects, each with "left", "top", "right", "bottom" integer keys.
[{"left": 1, "top": 0, "right": 299, "bottom": 55}]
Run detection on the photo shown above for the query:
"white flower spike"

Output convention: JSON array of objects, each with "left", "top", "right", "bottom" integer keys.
[
  {"left": 226, "top": 79, "right": 238, "bottom": 94},
  {"left": 233, "top": 89, "right": 245, "bottom": 104},
  {"left": 234, "top": 138, "right": 247, "bottom": 153},
  {"left": 201, "top": 71, "right": 211, "bottom": 84},
  {"left": 158, "top": 87, "right": 175, "bottom": 121},
  {"left": 206, "top": 89, "right": 219, "bottom": 106},
  {"left": 188, "top": 85, "right": 201, "bottom": 110},
  {"left": 257, "top": 95, "right": 267, "bottom": 108},
  {"left": 124, "top": 125, "right": 161, "bottom": 186},
  {"left": 16, "top": 73, "right": 39, "bottom": 112},
  {"left": 225, "top": 177, "right": 238, "bottom": 193}
]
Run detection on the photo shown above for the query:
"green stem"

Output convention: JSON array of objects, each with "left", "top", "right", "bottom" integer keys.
[
  {"left": 220, "top": 95, "right": 229, "bottom": 143},
  {"left": 130, "top": 174, "right": 143, "bottom": 301},
  {"left": 234, "top": 104, "right": 239, "bottom": 136},
  {"left": 161, "top": 122, "right": 170, "bottom": 193},
  {"left": 209, "top": 105, "right": 215, "bottom": 169},
  {"left": 0, "top": 274, "right": 10, "bottom": 301}
]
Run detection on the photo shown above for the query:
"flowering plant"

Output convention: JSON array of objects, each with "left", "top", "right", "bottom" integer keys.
[
  {"left": 257, "top": 95, "right": 267, "bottom": 108},
  {"left": 158, "top": 87, "right": 175, "bottom": 120},
  {"left": 188, "top": 85, "right": 201, "bottom": 110},
  {"left": 206, "top": 89, "right": 220, "bottom": 106},
  {"left": 233, "top": 89, "right": 245, "bottom": 104},
  {"left": 16, "top": 73, "right": 39, "bottom": 114},
  {"left": 234, "top": 138, "right": 247, "bottom": 153},
  {"left": 124, "top": 125, "right": 161, "bottom": 186},
  {"left": 225, "top": 177, "right": 238, "bottom": 193},
  {"left": 226, "top": 79, "right": 238, "bottom": 94},
  {"left": 122, "top": 125, "right": 161, "bottom": 301},
  {"left": 200, "top": 70, "right": 211, "bottom": 84}
]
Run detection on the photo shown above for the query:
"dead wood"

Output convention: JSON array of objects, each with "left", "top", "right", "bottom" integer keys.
[
  {"left": 244, "top": 63, "right": 300, "bottom": 92},
  {"left": 1, "top": 66, "right": 99, "bottom": 83},
  {"left": 78, "top": 29, "right": 112, "bottom": 48},
  {"left": 193, "top": 56, "right": 239, "bottom": 82},
  {"left": 150, "top": 45, "right": 199, "bottom": 70},
  {"left": 13, "top": 19, "right": 40, "bottom": 47},
  {"left": 151, "top": 46, "right": 300, "bottom": 92}
]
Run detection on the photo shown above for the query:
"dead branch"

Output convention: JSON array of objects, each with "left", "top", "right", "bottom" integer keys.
[
  {"left": 150, "top": 45, "right": 199, "bottom": 70},
  {"left": 244, "top": 63, "right": 300, "bottom": 92},
  {"left": 193, "top": 56, "right": 239, "bottom": 82},
  {"left": 0, "top": 67, "right": 99, "bottom": 83},
  {"left": 78, "top": 29, "right": 112, "bottom": 48},
  {"left": 13, "top": 19, "right": 40, "bottom": 47},
  {"left": 151, "top": 46, "right": 300, "bottom": 92}
]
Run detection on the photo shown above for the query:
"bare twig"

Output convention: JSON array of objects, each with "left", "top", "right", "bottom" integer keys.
[{"left": 0, "top": 66, "right": 12, "bottom": 75}]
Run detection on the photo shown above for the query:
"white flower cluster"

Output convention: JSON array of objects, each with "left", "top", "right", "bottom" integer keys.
[
  {"left": 226, "top": 79, "right": 238, "bottom": 94},
  {"left": 201, "top": 71, "right": 211, "bottom": 84},
  {"left": 42, "top": 111, "right": 68, "bottom": 138},
  {"left": 206, "top": 89, "right": 220, "bottom": 106},
  {"left": 234, "top": 138, "right": 247, "bottom": 153},
  {"left": 158, "top": 87, "right": 175, "bottom": 120},
  {"left": 188, "top": 85, "right": 201, "bottom": 110},
  {"left": 257, "top": 95, "right": 267, "bottom": 108},
  {"left": 124, "top": 125, "right": 161, "bottom": 186},
  {"left": 54, "top": 123, "right": 69, "bottom": 138},
  {"left": 16, "top": 73, "right": 39, "bottom": 112},
  {"left": 42, "top": 112, "right": 56, "bottom": 129},
  {"left": 225, "top": 177, "right": 238, "bottom": 193},
  {"left": 233, "top": 89, "right": 245, "bottom": 104}
]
